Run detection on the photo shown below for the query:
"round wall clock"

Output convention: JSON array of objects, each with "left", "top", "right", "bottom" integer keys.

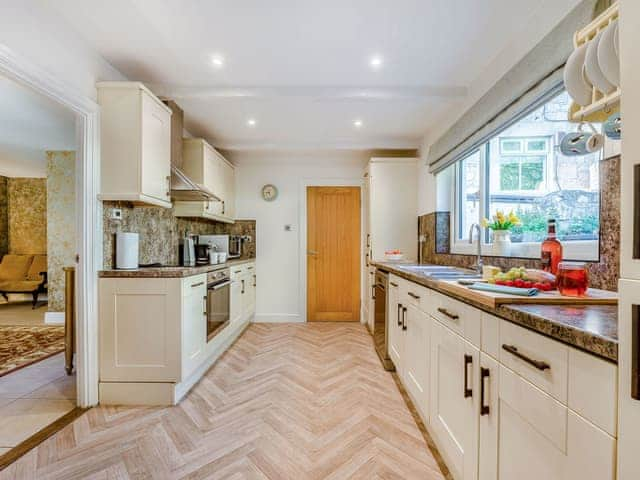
[{"left": 261, "top": 184, "right": 278, "bottom": 201}]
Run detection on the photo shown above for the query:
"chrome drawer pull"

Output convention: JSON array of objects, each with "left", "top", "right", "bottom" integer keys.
[
  {"left": 437, "top": 307, "right": 459, "bottom": 320},
  {"left": 502, "top": 344, "right": 551, "bottom": 371}
]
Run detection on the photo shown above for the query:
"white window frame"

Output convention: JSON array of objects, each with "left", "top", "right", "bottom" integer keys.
[{"left": 451, "top": 145, "right": 600, "bottom": 262}]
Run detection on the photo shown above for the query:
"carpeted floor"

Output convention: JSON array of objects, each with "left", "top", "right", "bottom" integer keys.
[{"left": 0, "top": 326, "right": 65, "bottom": 377}]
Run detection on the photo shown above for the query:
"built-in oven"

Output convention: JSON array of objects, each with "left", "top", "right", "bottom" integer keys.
[{"left": 206, "top": 268, "right": 231, "bottom": 341}]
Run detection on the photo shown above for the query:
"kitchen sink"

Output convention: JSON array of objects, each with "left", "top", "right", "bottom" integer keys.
[{"left": 396, "top": 264, "right": 481, "bottom": 281}]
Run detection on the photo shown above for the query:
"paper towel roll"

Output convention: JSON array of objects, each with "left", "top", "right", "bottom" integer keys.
[{"left": 116, "top": 232, "right": 139, "bottom": 269}]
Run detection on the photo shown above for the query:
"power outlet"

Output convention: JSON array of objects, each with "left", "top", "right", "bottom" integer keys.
[{"left": 110, "top": 208, "right": 123, "bottom": 220}]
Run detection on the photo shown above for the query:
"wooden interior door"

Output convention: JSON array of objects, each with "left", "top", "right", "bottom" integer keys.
[{"left": 307, "top": 186, "right": 361, "bottom": 321}]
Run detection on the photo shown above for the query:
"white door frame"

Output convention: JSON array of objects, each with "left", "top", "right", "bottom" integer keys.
[
  {"left": 298, "top": 178, "right": 364, "bottom": 323},
  {"left": 0, "top": 45, "right": 101, "bottom": 407}
]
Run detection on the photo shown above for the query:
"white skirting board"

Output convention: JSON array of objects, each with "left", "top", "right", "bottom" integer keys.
[
  {"left": 45, "top": 312, "right": 65, "bottom": 324},
  {"left": 253, "top": 313, "right": 303, "bottom": 323}
]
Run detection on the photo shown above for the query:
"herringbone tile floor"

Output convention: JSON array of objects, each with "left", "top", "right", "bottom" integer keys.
[{"left": 0, "top": 323, "right": 447, "bottom": 479}]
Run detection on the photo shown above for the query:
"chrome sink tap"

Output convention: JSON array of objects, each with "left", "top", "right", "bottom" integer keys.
[{"left": 469, "top": 223, "right": 484, "bottom": 274}]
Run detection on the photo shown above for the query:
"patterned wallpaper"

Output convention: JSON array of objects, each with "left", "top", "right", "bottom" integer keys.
[
  {"left": 102, "top": 201, "right": 256, "bottom": 268},
  {"left": 0, "top": 176, "right": 7, "bottom": 258},
  {"left": 7, "top": 178, "right": 47, "bottom": 255},
  {"left": 419, "top": 155, "right": 620, "bottom": 292},
  {"left": 47, "top": 151, "right": 76, "bottom": 312}
]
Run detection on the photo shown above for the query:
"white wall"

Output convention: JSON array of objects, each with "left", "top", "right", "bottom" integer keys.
[
  {"left": 0, "top": 1, "right": 125, "bottom": 101},
  {"left": 226, "top": 150, "right": 368, "bottom": 322}
]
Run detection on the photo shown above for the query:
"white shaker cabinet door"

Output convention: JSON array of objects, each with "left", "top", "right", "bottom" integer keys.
[
  {"left": 402, "top": 303, "right": 430, "bottom": 422},
  {"left": 387, "top": 278, "right": 403, "bottom": 374},
  {"left": 230, "top": 278, "right": 243, "bottom": 324},
  {"left": 182, "top": 276, "right": 207, "bottom": 380},
  {"left": 140, "top": 90, "right": 171, "bottom": 203},
  {"left": 429, "top": 320, "right": 479, "bottom": 480}
]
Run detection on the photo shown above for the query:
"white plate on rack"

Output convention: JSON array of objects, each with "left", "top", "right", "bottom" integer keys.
[
  {"left": 564, "top": 43, "right": 592, "bottom": 106},
  {"left": 598, "top": 20, "right": 620, "bottom": 87},
  {"left": 585, "top": 30, "right": 615, "bottom": 94}
]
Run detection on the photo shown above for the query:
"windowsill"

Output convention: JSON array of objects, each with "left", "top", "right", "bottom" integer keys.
[{"left": 450, "top": 240, "right": 599, "bottom": 262}]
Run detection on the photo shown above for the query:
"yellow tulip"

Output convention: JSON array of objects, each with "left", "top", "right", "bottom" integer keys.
[
  {"left": 496, "top": 211, "right": 505, "bottom": 224},
  {"left": 481, "top": 218, "right": 489, "bottom": 228}
]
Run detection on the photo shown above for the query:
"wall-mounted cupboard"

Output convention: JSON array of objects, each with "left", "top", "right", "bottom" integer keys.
[
  {"left": 173, "top": 138, "right": 236, "bottom": 223},
  {"left": 386, "top": 271, "right": 617, "bottom": 480},
  {"left": 97, "top": 82, "right": 173, "bottom": 208}
]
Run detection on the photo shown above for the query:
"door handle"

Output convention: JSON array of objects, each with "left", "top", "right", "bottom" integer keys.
[
  {"left": 307, "top": 250, "right": 318, "bottom": 256},
  {"left": 464, "top": 354, "right": 473, "bottom": 398},
  {"left": 402, "top": 307, "right": 407, "bottom": 331},
  {"left": 502, "top": 344, "right": 551, "bottom": 371},
  {"left": 371, "top": 285, "right": 376, "bottom": 300},
  {"left": 253, "top": 274, "right": 257, "bottom": 288},
  {"left": 480, "top": 367, "right": 490, "bottom": 415},
  {"left": 241, "top": 279, "right": 245, "bottom": 294},
  {"left": 166, "top": 175, "right": 171, "bottom": 197},
  {"left": 397, "top": 303, "right": 402, "bottom": 326},
  {"left": 203, "top": 295, "right": 207, "bottom": 316}
]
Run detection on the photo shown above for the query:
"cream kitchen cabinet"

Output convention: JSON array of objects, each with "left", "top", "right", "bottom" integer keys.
[
  {"left": 387, "top": 275, "right": 430, "bottom": 421},
  {"left": 430, "top": 319, "right": 479, "bottom": 480},
  {"left": 97, "top": 82, "right": 172, "bottom": 208},
  {"left": 99, "top": 271, "right": 250, "bottom": 406},
  {"left": 230, "top": 262, "right": 256, "bottom": 324},
  {"left": 173, "top": 138, "right": 236, "bottom": 223}
]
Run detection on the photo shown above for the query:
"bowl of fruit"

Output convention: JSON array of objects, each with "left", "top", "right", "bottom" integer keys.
[
  {"left": 488, "top": 267, "right": 556, "bottom": 291},
  {"left": 385, "top": 250, "right": 404, "bottom": 261}
]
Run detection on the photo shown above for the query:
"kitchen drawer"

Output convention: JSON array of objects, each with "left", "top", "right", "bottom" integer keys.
[
  {"left": 182, "top": 273, "right": 207, "bottom": 291},
  {"left": 230, "top": 262, "right": 254, "bottom": 279},
  {"left": 430, "top": 291, "right": 481, "bottom": 347},
  {"left": 568, "top": 348, "right": 617, "bottom": 436},
  {"left": 499, "top": 320, "right": 568, "bottom": 404},
  {"left": 403, "top": 282, "right": 431, "bottom": 313}
]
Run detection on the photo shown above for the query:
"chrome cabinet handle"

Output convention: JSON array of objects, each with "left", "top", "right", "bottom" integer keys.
[
  {"left": 408, "top": 292, "right": 420, "bottom": 300},
  {"left": 502, "top": 344, "right": 551, "bottom": 371},
  {"left": 464, "top": 355, "right": 473, "bottom": 398},
  {"left": 438, "top": 307, "right": 459, "bottom": 320},
  {"left": 480, "top": 368, "right": 490, "bottom": 415}
]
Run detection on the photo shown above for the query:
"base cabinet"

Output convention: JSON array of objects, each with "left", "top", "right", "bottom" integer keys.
[
  {"left": 479, "top": 359, "right": 616, "bottom": 480},
  {"left": 403, "top": 303, "right": 430, "bottom": 421},
  {"left": 430, "top": 320, "right": 479, "bottom": 480}
]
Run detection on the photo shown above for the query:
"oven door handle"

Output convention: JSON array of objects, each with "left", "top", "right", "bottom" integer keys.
[{"left": 209, "top": 280, "right": 231, "bottom": 291}]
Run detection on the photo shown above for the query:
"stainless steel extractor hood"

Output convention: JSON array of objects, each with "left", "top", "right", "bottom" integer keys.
[{"left": 170, "top": 165, "right": 219, "bottom": 201}]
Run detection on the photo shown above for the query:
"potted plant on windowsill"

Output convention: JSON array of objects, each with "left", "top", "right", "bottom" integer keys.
[{"left": 481, "top": 210, "right": 521, "bottom": 256}]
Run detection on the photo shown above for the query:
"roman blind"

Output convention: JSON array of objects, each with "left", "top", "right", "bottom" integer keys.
[{"left": 428, "top": 0, "right": 601, "bottom": 174}]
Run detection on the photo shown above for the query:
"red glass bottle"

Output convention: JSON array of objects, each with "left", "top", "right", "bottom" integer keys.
[{"left": 541, "top": 219, "right": 563, "bottom": 275}]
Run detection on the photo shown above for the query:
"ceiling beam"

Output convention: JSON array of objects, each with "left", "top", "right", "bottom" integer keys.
[{"left": 150, "top": 84, "right": 468, "bottom": 101}]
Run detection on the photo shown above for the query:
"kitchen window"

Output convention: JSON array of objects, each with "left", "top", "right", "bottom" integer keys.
[{"left": 452, "top": 90, "right": 601, "bottom": 260}]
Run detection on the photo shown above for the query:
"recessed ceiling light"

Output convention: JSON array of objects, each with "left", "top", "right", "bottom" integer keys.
[
  {"left": 354, "top": 119, "right": 363, "bottom": 128},
  {"left": 211, "top": 55, "right": 225, "bottom": 67},
  {"left": 247, "top": 118, "right": 257, "bottom": 127},
  {"left": 369, "top": 55, "right": 383, "bottom": 69}
]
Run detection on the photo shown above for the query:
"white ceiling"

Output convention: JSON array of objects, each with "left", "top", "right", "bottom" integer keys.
[
  {"left": 49, "top": 0, "right": 580, "bottom": 150},
  {"left": 0, "top": 75, "right": 76, "bottom": 178}
]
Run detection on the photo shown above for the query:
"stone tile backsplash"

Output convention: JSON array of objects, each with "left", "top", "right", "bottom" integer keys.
[
  {"left": 102, "top": 201, "right": 256, "bottom": 268},
  {"left": 419, "top": 155, "right": 620, "bottom": 291}
]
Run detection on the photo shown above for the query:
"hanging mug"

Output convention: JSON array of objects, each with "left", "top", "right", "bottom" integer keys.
[
  {"left": 560, "top": 122, "right": 605, "bottom": 156},
  {"left": 603, "top": 111, "right": 621, "bottom": 139}
]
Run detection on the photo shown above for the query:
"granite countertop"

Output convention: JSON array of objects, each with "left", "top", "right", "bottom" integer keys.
[
  {"left": 373, "top": 261, "right": 618, "bottom": 363},
  {"left": 99, "top": 258, "right": 256, "bottom": 278}
]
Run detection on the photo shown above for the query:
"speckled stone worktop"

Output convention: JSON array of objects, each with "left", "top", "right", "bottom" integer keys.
[
  {"left": 99, "top": 258, "right": 255, "bottom": 278},
  {"left": 374, "top": 262, "right": 618, "bottom": 363}
]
